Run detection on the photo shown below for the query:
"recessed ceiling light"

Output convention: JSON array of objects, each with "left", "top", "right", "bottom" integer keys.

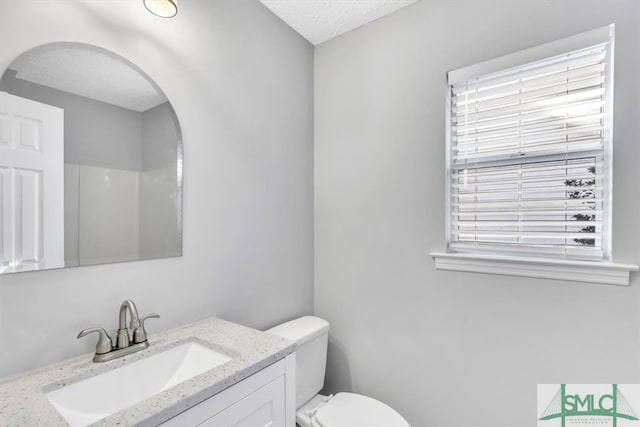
[{"left": 143, "top": 0, "right": 178, "bottom": 18}]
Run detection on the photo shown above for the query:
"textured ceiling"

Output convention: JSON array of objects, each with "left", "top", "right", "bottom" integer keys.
[
  {"left": 259, "top": 0, "right": 417, "bottom": 45},
  {"left": 10, "top": 44, "right": 166, "bottom": 112}
]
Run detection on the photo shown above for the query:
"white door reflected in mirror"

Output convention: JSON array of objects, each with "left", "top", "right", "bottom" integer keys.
[{"left": 0, "top": 92, "right": 64, "bottom": 273}]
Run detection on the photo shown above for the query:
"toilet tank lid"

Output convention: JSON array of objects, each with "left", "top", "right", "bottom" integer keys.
[{"left": 266, "top": 316, "right": 330, "bottom": 346}]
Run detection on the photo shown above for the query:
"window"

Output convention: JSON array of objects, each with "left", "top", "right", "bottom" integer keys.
[{"left": 445, "top": 25, "right": 614, "bottom": 262}]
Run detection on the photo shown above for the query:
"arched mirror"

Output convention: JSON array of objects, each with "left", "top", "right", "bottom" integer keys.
[{"left": 0, "top": 43, "right": 182, "bottom": 274}]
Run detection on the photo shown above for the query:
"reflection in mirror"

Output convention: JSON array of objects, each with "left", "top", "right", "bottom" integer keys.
[{"left": 0, "top": 43, "right": 182, "bottom": 274}]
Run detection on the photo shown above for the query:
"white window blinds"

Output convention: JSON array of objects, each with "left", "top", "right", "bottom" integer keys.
[{"left": 446, "top": 26, "right": 614, "bottom": 261}]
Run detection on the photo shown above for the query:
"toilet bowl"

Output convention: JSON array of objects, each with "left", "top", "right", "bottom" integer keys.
[
  {"left": 297, "top": 392, "right": 409, "bottom": 427},
  {"left": 267, "top": 316, "right": 410, "bottom": 427}
]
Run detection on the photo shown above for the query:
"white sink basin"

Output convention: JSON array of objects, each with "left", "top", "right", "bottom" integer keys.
[{"left": 46, "top": 341, "right": 232, "bottom": 427}]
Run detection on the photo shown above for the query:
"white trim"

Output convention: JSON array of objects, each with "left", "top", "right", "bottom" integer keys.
[
  {"left": 430, "top": 252, "right": 638, "bottom": 286},
  {"left": 284, "top": 353, "right": 296, "bottom": 427},
  {"left": 447, "top": 24, "right": 613, "bottom": 84},
  {"left": 601, "top": 24, "right": 615, "bottom": 261},
  {"left": 444, "top": 75, "right": 453, "bottom": 251}
]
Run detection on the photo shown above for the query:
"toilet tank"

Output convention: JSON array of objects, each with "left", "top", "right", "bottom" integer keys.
[{"left": 266, "top": 316, "right": 330, "bottom": 408}]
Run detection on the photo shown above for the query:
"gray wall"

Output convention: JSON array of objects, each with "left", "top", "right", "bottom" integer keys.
[
  {"left": 140, "top": 102, "right": 180, "bottom": 259},
  {"left": 314, "top": 1, "right": 640, "bottom": 426},
  {"left": 0, "top": 0, "right": 314, "bottom": 376},
  {"left": 0, "top": 74, "right": 143, "bottom": 171},
  {"left": 141, "top": 102, "right": 180, "bottom": 171}
]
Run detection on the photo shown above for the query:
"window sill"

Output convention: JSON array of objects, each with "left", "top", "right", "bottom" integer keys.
[{"left": 430, "top": 252, "right": 638, "bottom": 286}]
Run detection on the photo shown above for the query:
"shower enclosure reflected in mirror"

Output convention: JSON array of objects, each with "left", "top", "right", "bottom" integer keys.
[{"left": 0, "top": 42, "right": 182, "bottom": 274}]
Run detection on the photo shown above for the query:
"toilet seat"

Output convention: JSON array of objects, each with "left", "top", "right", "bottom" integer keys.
[{"left": 308, "top": 393, "right": 410, "bottom": 427}]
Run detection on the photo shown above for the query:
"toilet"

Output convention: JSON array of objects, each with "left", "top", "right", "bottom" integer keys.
[{"left": 267, "top": 316, "right": 410, "bottom": 427}]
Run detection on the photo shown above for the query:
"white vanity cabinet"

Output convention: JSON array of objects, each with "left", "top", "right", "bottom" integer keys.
[{"left": 160, "top": 354, "right": 296, "bottom": 427}]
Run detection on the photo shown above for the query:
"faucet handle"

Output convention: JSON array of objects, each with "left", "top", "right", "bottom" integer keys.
[
  {"left": 133, "top": 313, "right": 160, "bottom": 344},
  {"left": 78, "top": 327, "right": 113, "bottom": 355}
]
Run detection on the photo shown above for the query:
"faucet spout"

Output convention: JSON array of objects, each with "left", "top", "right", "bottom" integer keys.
[
  {"left": 116, "top": 299, "right": 140, "bottom": 349},
  {"left": 119, "top": 299, "right": 140, "bottom": 330}
]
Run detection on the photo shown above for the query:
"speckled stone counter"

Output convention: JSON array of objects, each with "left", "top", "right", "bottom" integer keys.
[{"left": 0, "top": 317, "right": 295, "bottom": 426}]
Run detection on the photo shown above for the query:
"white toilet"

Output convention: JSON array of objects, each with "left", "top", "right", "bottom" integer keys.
[{"left": 267, "top": 316, "right": 410, "bottom": 427}]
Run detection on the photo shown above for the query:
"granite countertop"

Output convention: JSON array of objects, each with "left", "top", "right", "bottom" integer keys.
[{"left": 0, "top": 317, "right": 295, "bottom": 427}]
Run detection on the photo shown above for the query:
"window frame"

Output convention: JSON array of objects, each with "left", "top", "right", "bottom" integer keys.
[
  {"left": 433, "top": 24, "right": 638, "bottom": 284},
  {"left": 444, "top": 24, "right": 615, "bottom": 262}
]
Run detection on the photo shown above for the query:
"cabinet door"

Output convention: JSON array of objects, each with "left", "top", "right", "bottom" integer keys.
[
  {"left": 199, "top": 376, "right": 285, "bottom": 427},
  {"left": 159, "top": 355, "right": 295, "bottom": 427}
]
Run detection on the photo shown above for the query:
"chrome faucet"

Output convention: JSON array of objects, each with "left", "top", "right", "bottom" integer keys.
[{"left": 78, "top": 300, "right": 159, "bottom": 363}]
